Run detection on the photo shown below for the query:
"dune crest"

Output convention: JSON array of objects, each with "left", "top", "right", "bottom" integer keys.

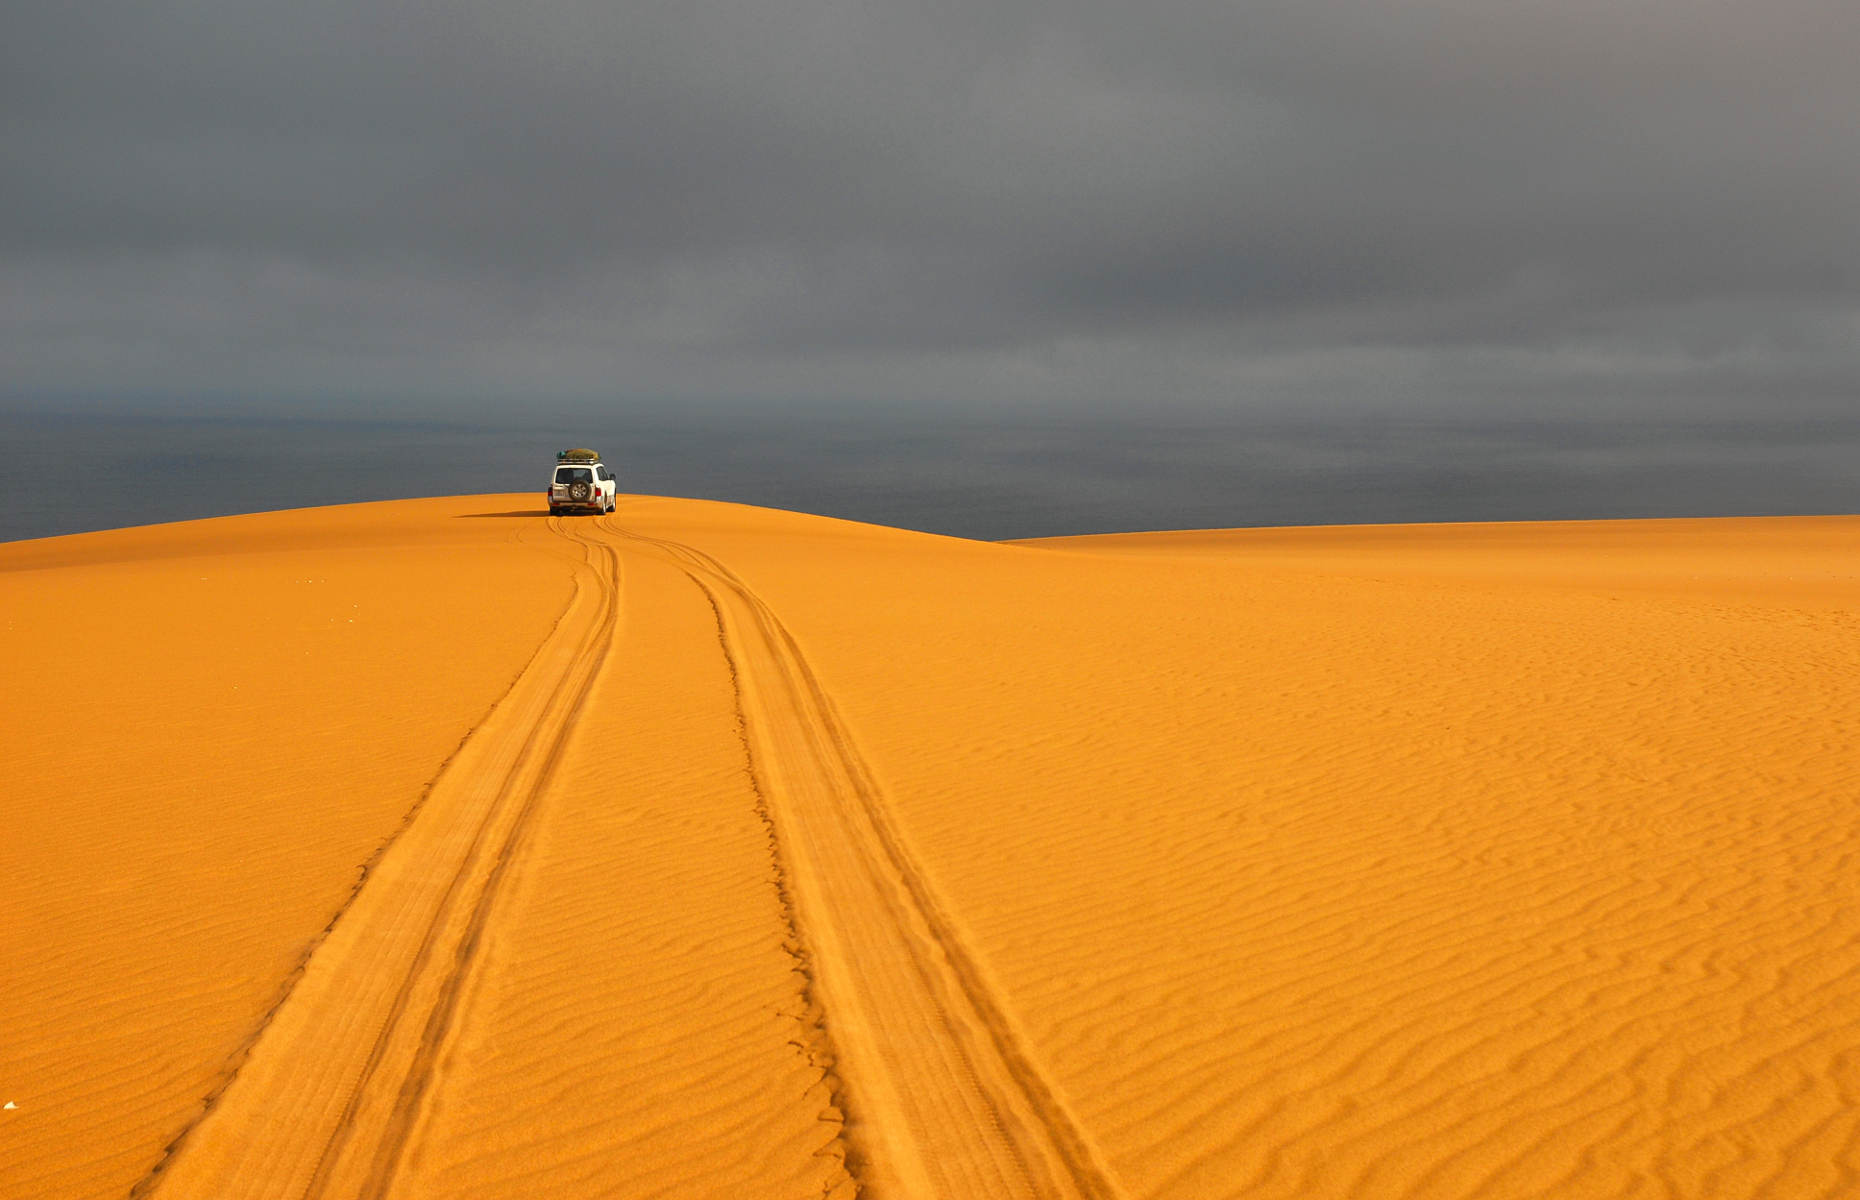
[{"left": 4, "top": 498, "right": 1856, "bottom": 1199}]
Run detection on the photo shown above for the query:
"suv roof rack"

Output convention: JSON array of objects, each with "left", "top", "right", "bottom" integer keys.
[{"left": 557, "top": 448, "right": 601, "bottom": 463}]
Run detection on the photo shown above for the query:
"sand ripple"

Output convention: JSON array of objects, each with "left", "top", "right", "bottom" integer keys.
[{"left": 5, "top": 501, "right": 1856, "bottom": 1200}]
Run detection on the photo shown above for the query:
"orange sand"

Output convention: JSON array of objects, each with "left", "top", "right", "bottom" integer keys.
[{"left": 3, "top": 497, "right": 1856, "bottom": 1200}]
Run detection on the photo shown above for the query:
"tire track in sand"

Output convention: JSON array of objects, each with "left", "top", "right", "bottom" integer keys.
[
  {"left": 600, "top": 522, "right": 1121, "bottom": 1200},
  {"left": 137, "top": 517, "right": 621, "bottom": 1200}
]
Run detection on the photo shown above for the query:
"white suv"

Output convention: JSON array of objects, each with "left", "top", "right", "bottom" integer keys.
[{"left": 547, "top": 450, "right": 618, "bottom": 516}]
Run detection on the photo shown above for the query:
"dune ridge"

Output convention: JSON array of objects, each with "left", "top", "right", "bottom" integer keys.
[{"left": 5, "top": 497, "right": 1857, "bottom": 1200}]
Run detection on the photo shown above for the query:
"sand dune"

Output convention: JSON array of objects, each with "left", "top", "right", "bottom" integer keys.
[{"left": 3, "top": 498, "right": 1856, "bottom": 1199}]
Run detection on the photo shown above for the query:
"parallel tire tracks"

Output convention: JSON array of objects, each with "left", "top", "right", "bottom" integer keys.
[
  {"left": 139, "top": 518, "right": 621, "bottom": 1200},
  {"left": 598, "top": 522, "right": 1122, "bottom": 1200}
]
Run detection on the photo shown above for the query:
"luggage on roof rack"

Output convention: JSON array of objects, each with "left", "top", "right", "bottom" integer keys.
[{"left": 557, "top": 448, "right": 601, "bottom": 463}]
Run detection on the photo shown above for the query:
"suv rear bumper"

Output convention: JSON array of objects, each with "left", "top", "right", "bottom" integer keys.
[{"left": 548, "top": 491, "right": 608, "bottom": 512}]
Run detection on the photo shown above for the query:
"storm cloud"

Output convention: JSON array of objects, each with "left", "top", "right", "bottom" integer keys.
[{"left": 5, "top": 0, "right": 1857, "bottom": 413}]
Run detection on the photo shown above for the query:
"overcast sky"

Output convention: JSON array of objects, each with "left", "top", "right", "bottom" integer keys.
[{"left": 4, "top": 0, "right": 1856, "bottom": 417}]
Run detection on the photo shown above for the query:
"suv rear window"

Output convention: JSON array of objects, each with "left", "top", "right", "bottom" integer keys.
[{"left": 555, "top": 467, "right": 594, "bottom": 484}]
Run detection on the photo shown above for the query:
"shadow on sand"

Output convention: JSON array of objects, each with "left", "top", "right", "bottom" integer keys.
[{"left": 456, "top": 510, "right": 549, "bottom": 519}]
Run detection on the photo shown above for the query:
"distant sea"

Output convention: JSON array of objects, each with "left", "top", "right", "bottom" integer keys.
[{"left": 2, "top": 403, "right": 1855, "bottom": 545}]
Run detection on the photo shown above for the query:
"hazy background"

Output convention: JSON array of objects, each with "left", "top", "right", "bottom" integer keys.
[
  {"left": 4, "top": 0, "right": 1855, "bottom": 539},
  {"left": 5, "top": 400, "right": 1853, "bottom": 543}
]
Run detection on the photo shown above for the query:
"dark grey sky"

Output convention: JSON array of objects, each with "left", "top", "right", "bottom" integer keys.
[{"left": 5, "top": 0, "right": 1856, "bottom": 415}]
